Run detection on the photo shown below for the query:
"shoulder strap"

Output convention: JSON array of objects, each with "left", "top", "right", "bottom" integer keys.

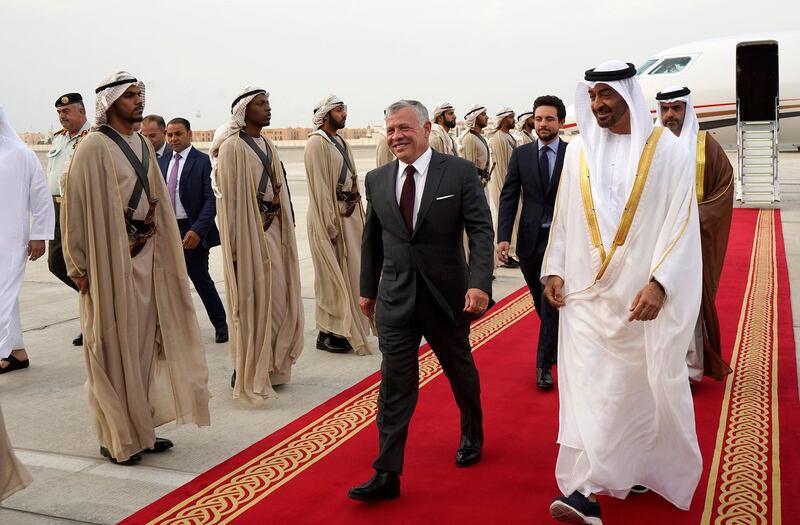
[
  {"left": 98, "top": 126, "right": 152, "bottom": 213},
  {"left": 238, "top": 131, "right": 276, "bottom": 199},
  {"left": 322, "top": 130, "right": 356, "bottom": 189}
]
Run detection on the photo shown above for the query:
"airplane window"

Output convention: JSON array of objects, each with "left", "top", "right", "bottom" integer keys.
[
  {"left": 636, "top": 59, "right": 658, "bottom": 75},
  {"left": 648, "top": 56, "right": 692, "bottom": 75}
]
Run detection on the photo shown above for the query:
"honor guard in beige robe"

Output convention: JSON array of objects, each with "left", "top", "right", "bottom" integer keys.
[
  {"left": 0, "top": 406, "right": 31, "bottom": 501},
  {"left": 211, "top": 87, "right": 304, "bottom": 401},
  {"left": 657, "top": 86, "right": 734, "bottom": 381},
  {"left": 375, "top": 128, "right": 395, "bottom": 167},
  {"left": 459, "top": 105, "right": 492, "bottom": 196},
  {"left": 305, "top": 95, "right": 373, "bottom": 355},
  {"left": 514, "top": 110, "right": 535, "bottom": 146},
  {"left": 429, "top": 102, "right": 459, "bottom": 156},
  {"left": 488, "top": 108, "right": 520, "bottom": 265},
  {"left": 62, "top": 72, "right": 210, "bottom": 465}
]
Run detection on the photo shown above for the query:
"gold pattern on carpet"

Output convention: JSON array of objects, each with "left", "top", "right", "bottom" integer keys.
[
  {"left": 702, "top": 210, "right": 780, "bottom": 524},
  {"left": 147, "top": 292, "right": 534, "bottom": 525}
]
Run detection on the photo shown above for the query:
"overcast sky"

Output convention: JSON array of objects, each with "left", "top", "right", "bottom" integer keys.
[{"left": 2, "top": 0, "right": 796, "bottom": 132}]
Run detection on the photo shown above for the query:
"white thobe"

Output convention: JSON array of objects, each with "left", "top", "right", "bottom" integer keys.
[
  {"left": 542, "top": 133, "right": 702, "bottom": 510},
  {"left": 0, "top": 141, "right": 54, "bottom": 357}
]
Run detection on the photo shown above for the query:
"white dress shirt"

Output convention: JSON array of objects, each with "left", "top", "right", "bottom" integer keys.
[
  {"left": 156, "top": 142, "right": 167, "bottom": 159},
  {"left": 395, "top": 147, "right": 433, "bottom": 228},
  {"left": 166, "top": 145, "right": 193, "bottom": 220}
]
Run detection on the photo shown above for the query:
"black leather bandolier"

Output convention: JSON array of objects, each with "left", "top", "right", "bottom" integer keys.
[
  {"left": 238, "top": 131, "right": 282, "bottom": 231},
  {"left": 323, "top": 131, "right": 359, "bottom": 217},
  {"left": 98, "top": 126, "right": 158, "bottom": 257},
  {"left": 470, "top": 130, "right": 493, "bottom": 186}
]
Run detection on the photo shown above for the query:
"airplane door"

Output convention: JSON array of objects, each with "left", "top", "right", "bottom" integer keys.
[{"left": 736, "top": 41, "right": 779, "bottom": 122}]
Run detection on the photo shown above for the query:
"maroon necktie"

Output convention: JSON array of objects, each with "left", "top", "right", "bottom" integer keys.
[{"left": 399, "top": 165, "right": 416, "bottom": 233}]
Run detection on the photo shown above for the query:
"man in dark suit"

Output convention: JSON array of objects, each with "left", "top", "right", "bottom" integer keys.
[
  {"left": 158, "top": 117, "right": 228, "bottom": 343},
  {"left": 348, "top": 100, "right": 494, "bottom": 503},
  {"left": 142, "top": 114, "right": 172, "bottom": 159},
  {"left": 496, "top": 95, "right": 567, "bottom": 390}
]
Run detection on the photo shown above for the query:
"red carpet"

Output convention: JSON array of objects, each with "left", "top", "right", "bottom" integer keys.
[{"left": 123, "top": 209, "right": 798, "bottom": 525}]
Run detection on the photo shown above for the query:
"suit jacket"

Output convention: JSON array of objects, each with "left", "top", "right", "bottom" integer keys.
[
  {"left": 497, "top": 139, "right": 567, "bottom": 259},
  {"left": 361, "top": 150, "right": 494, "bottom": 327},
  {"left": 158, "top": 146, "right": 220, "bottom": 248},
  {"left": 157, "top": 143, "right": 173, "bottom": 160}
]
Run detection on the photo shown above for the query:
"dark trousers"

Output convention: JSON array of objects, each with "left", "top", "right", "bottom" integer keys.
[
  {"left": 48, "top": 199, "right": 79, "bottom": 292},
  {"left": 178, "top": 219, "right": 227, "bottom": 331},
  {"left": 373, "top": 277, "right": 483, "bottom": 475},
  {"left": 518, "top": 226, "right": 559, "bottom": 370}
]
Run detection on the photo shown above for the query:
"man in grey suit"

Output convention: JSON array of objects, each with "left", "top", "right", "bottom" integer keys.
[{"left": 348, "top": 100, "right": 494, "bottom": 503}]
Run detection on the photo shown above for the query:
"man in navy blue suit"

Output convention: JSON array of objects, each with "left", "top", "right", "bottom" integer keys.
[
  {"left": 496, "top": 96, "right": 567, "bottom": 390},
  {"left": 159, "top": 117, "right": 228, "bottom": 343}
]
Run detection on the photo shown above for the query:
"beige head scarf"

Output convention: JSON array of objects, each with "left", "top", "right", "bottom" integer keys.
[
  {"left": 431, "top": 101, "right": 455, "bottom": 122},
  {"left": 93, "top": 71, "right": 145, "bottom": 128},
  {"left": 487, "top": 106, "right": 515, "bottom": 136},
  {"left": 460, "top": 104, "right": 487, "bottom": 141},
  {"left": 515, "top": 110, "right": 534, "bottom": 131},
  {"left": 312, "top": 95, "right": 346, "bottom": 129},
  {"left": 208, "top": 86, "right": 268, "bottom": 196}
]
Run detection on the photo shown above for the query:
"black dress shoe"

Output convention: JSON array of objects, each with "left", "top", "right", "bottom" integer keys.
[
  {"left": 72, "top": 333, "right": 83, "bottom": 346},
  {"left": 630, "top": 484, "right": 649, "bottom": 494},
  {"left": 347, "top": 471, "right": 400, "bottom": 502},
  {"left": 502, "top": 256, "right": 520, "bottom": 269},
  {"left": 455, "top": 435, "right": 482, "bottom": 467},
  {"left": 231, "top": 370, "right": 236, "bottom": 389},
  {"left": 100, "top": 446, "right": 141, "bottom": 466},
  {"left": 215, "top": 326, "right": 229, "bottom": 344},
  {"left": 316, "top": 332, "right": 350, "bottom": 354},
  {"left": 143, "top": 437, "right": 174, "bottom": 454},
  {"left": 550, "top": 491, "right": 602, "bottom": 524},
  {"left": 537, "top": 368, "right": 554, "bottom": 390}
]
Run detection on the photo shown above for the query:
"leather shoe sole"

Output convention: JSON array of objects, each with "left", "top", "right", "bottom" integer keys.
[
  {"left": 316, "top": 340, "right": 350, "bottom": 354},
  {"left": 347, "top": 487, "right": 400, "bottom": 503},
  {"left": 143, "top": 437, "right": 174, "bottom": 454},
  {"left": 100, "top": 446, "right": 141, "bottom": 465}
]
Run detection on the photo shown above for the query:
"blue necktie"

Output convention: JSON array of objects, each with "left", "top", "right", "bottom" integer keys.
[{"left": 539, "top": 145, "right": 551, "bottom": 189}]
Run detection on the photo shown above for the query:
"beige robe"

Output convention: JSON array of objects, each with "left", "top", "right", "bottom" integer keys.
[
  {"left": 216, "top": 134, "right": 304, "bottom": 401},
  {"left": 62, "top": 130, "right": 210, "bottom": 462},
  {"left": 459, "top": 131, "right": 493, "bottom": 261},
  {"left": 429, "top": 124, "right": 459, "bottom": 156},
  {"left": 375, "top": 135, "right": 395, "bottom": 167},
  {"left": 304, "top": 131, "right": 372, "bottom": 355},
  {"left": 516, "top": 129, "right": 535, "bottom": 146},
  {"left": 0, "top": 406, "right": 31, "bottom": 501},
  {"left": 490, "top": 130, "right": 521, "bottom": 257}
]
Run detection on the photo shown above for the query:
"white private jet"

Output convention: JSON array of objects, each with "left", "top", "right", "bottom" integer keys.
[{"left": 563, "top": 31, "right": 800, "bottom": 203}]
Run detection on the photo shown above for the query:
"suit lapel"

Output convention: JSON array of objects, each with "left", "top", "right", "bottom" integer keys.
[
  {"left": 412, "top": 151, "right": 446, "bottom": 238},
  {"left": 385, "top": 160, "right": 408, "bottom": 235},
  {"left": 179, "top": 149, "right": 196, "bottom": 200}
]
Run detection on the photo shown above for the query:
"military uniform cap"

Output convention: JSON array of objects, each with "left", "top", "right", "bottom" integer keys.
[{"left": 55, "top": 93, "right": 83, "bottom": 107}]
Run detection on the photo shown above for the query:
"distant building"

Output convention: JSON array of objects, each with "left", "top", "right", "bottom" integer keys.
[{"left": 19, "top": 132, "right": 48, "bottom": 145}]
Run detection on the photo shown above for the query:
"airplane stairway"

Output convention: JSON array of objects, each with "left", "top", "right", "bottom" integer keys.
[{"left": 736, "top": 119, "right": 780, "bottom": 205}]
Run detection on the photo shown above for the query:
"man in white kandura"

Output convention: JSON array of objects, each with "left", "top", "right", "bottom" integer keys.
[
  {"left": 542, "top": 60, "right": 702, "bottom": 524},
  {"left": 0, "top": 103, "right": 54, "bottom": 374}
]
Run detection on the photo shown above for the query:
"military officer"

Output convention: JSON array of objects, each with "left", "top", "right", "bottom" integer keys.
[{"left": 46, "top": 93, "right": 90, "bottom": 346}]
